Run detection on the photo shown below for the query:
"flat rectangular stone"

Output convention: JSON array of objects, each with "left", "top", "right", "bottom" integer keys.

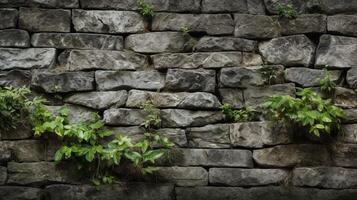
[
  {"left": 0, "top": 29, "right": 30, "bottom": 47},
  {"left": 320, "top": 0, "right": 357, "bottom": 14},
  {"left": 332, "top": 143, "right": 357, "bottom": 167},
  {"left": 0, "top": 140, "right": 44, "bottom": 162},
  {"left": 0, "top": 0, "right": 79, "bottom": 8},
  {"left": 0, "top": 8, "right": 17, "bottom": 29},
  {"left": 188, "top": 124, "right": 231, "bottom": 148},
  {"left": 103, "top": 108, "right": 147, "bottom": 126},
  {"left": 202, "top": 0, "right": 248, "bottom": 13},
  {"left": 285, "top": 68, "right": 342, "bottom": 87},
  {"left": 278, "top": 14, "right": 327, "bottom": 35},
  {"left": 0, "top": 123, "right": 32, "bottom": 140},
  {"left": 0, "top": 167, "right": 6, "bottom": 185},
  {"left": 0, "top": 70, "right": 31, "bottom": 88},
  {"left": 340, "top": 124, "right": 357, "bottom": 144},
  {"left": 156, "top": 167, "right": 208, "bottom": 186},
  {"left": 219, "top": 88, "right": 244, "bottom": 108},
  {"left": 334, "top": 87, "right": 357, "bottom": 108},
  {"left": 0, "top": 186, "right": 40, "bottom": 200},
  {"left": 344, "top": 109, "right": 357, "bottom": 123},
  {"left": 234, "top": 14, "right": 280, "bottom": 39},
  {"left": 194, "top": 37, "right": 257, "bottom": 52}
]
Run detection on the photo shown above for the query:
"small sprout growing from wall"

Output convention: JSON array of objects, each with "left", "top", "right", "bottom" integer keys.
[
  {"left": 275, "top": 3, "right": 298, "bottom": 18},
  {"left": 137, "top": 0, "right": 154, "bottom": 17}
]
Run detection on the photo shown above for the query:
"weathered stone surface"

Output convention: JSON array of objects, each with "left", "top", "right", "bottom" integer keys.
[
  {"left": 65, "top": 91, "right": 127, "bottom": 110},
  {"left": 31, "top": 70, "right": 94, "bottom": 93},
  {"left": 0, "top": 0, "right": 79, "bottom": 8},
  {"left": 46, "top": 105, "right": 94, "bottom": 123},
  {"left": 0, "top": 70, "right": 31, "bottom": 87},
  {"left": 0, "top": 124, "right": 32, "bottom": 140},
  {"left": 259, "top": 35, "right": 315, "bottom": 67},
  {"left": 315, "top": 35, "right": 357, "bottom": 68},
  {"left": 209, "top": 168, "right": 288, "bottom": 186},
  {"left": 320, "top": 0, "right": 357, "bottom": 14},
  {"left": 332, "top": 143, "right": 357, "bottom": 167},
  {"left": 0, "top": 29, "right": 29, "bottom": 47},
  {"left": 278, "top": 14, "right": 327, "bottom": 35},
  {"left": 344, "top": 109, "right": 357, "bottom": 124},
  {"left": 253, "top": 144, "right": 331, "bottom": 167},
  {"left": 19, "top": 8, "right": 70, "bottom": 32},
  {"left": 220, "top": 65, "right": 285, "bottom": 88},
  {"left": 0, "top": 48, "right": 55, "bottom": 70},
  {"left": 293, "top": 167, "right": 357, "bottom": 189},
  {"left": 31, "top": 33, "right": 123, "bottom": 50},
  {"left": 152, "top": 13, "right": 234, "bottom": 35},
  {"left": 285, "top": 68, "right": 342, "bottom": 87},
  {"left": 126, "top": 32, "right": 194, "bottom": 53},
  {"left": 219, "top": 88, "right": 244, "bottom": 108},
  {"left": 230, "top": 122, "right": 291, "bottom": 148},
  {"left": 126, "top": 90, "right": 221, "bottom": 109},
  {"left": 0, "top": 140, "right": 44, "bottom": 162},
  {"left": 72, "top": 10, "right": 145, "bottom": 34},
  {"left": 163, "top": 148, "right": 253, "bottom": 167},
  {"left": 7, "top": 162, "right": 77, "bottom": 186},
  {"left": 194, "top": 37, "right": 257, "bottom": 52},
  {"left": 247, "top": 0, "right": 266, "bottom": 14},
  {"left": 165, "top": 69, "right": 216, "bottom": 93},
  {"left": 328, "top": 15, "right": 357, "bottom": 37},
  {"left": 243, "top": 52, "right": 264, "bottom": 66},
  {"left": 156, "top": 167, "right": 208, "bottom": 186},
  {"left": 161, "top": 109, "right": 224, "bottom": 128},
  {"left": 40, "top": 183, "right": 174, "bottom": 200},
  {"left": 188, "top": 124, "right": 231, "bottom": 148},
  {"left": 202, "top": 0, "right": 247, "bottom": 13},
  {"left": 347, "top": 67, "right": 357, "bottom": 89},
  {"left": 0, "top": 148, "right": 12, "bottom": 164},
  {"left": 244, "top": 83, "right": 296, "bottom": 107},
  {"left": 264, "top": 0, "right": 320, "bottom": 14},
  {"left": 334, "top": 87, "right": 357, "bottom": 108},
  {"left": 0, "top": 8, "right": 17, "bottom": 29},
  {"left": 59, "top": 50, "right": 147, "bottom": 71},
  {"left": 234, "top": 14, "right": 281, "bottom": 39},
  {"left": 0, "top": 167, "right": 6, "bottom": 185},
  {"left": 0, "top": 186, "right": 40, "bottom": 200},
  {"left": 96, "top": 71, "right": 165, "bottom": 91},
  {"left": 104, "top": 108, "right": 147, "bottom": 126}
]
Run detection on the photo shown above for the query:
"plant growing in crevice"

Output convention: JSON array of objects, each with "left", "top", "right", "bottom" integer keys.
[
  {"left": 259, "top": 66, "right": 281, "bottom": 85},
  {"left": 221, "top": 103, "right": 259, "bottom": 122},
  {"left": 275, "top": 3, "right": 298, "bottom": 18},
  {"left": 137, "top": 0, "right": 154, "bottom": 17},
  {"left": 179, "top": 26, "right": 191, "bottom": 36},
  {"left": 319, "top": 69, "right": 337, "bottom": 94}
]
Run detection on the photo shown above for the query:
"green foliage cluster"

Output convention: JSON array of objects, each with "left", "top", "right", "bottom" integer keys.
[
  {"left": 179, "top": 26, "right": 190, "bottom": 36},
  {"left": 137, "top": 0, "right": 154, "bottom": 17},
  {"left": 319, "top": 69, "right": 337, "bottom": 93},
  {"left": 276, "top": 3, "right": 298, "bottom": 18},
  {"left": 221, "top": 104, "right": 258, "bottom": 122}
]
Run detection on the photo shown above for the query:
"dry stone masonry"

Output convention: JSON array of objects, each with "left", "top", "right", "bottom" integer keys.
[{"left": 1, "top": 0, "right": 357, "bottom": 199}]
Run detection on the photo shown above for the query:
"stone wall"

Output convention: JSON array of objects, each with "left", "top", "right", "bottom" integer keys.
[{"left": 1, "top": 0, "right": 357, "bottom": 199}]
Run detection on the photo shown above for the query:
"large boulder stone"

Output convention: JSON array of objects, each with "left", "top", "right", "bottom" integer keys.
[
  {"left": 277, "top": 14, "right": 327, "bottom": 35},
  {"left": 65, "top": 91, "right": 128, "bottom": 110},
  {"left": 0, "top": 29, "right": 29, "bottom": 47},
  {"left": 161, "top": 109, "right": 224, "bottom": 128},
  {"left": 156, "top": 167, "right": 208, "bottom": 186},
  {"left": 31, "top": 33, "right": 123, "bottom": 50},
  {"left": 219, "top": 88, "right": 244, "bottom": 108},
  {"left": 0, "top": 186, "right": 40, "bottom": 200},
  {"left": 165, "top": 69, "right": 216, "bottom": 93},
  {"left": 0, "top": 140, "right": 44, "bottom": 162},
  {"left": 334, "top": 87, "right": 357, "bottom": 108},
  {"left": 126, "top": 90, "right": 221, "bottom": 109},
  {"left": 59, "top": 50, "right": 148, "bottom": 71},
  {"left": 194, "top": 37, "right": 257, "bottom": 52},
  {"left": 125, "top": 32, "right": 195, "bottom": 53},
  {"left": 95, "top": 70, "right": 165, "bottom": 91},
  {"left": 152, "top": 13, "right": 234, "bottom": 35},
  {"left": 328, "top": 15, "right": 357, "bottom": 37},
  {"left": 253, "top": 144, "right": 331, "bottom": 167},
  {"left": 332, "top": 143, "right": 357, "bottom": 167},
  {"left": 209, "top": 168, "right": 288, "bottom": 186},
  {"left": 320, "top": 0, "right": 357, "bottom": 14},
  {"left": 31, "top": 70, "right": 94, "bottom": 93},
  {"left": 347, "top": 67, "right": 357, "bottom": 89},
  {"left": 0, "top": 8, "right": 17, "bottom": 29},
  {"left": 0, "top": 48, "right": 55, "bottom": 70},
  {"left": 0, "top": 70, "right": 31, "bottom": 87},
  {"left": 220, "top": 65, "right": 285, "bottom": 88},
  {"left": 188, "top": 124, "right": 231, "bottom": 148},
  {"left": 72, "top": 10, "right": 146, "bottom": 34},
  {"left": 259, "top": 35, "right": 315, "bottom": 67},
  {"left": 104, "top": 108, "right": 147, "bottom": 126},
  {"left": 315, "top": 35, "right": 357, "bottom": 68},
  {"left": 292, "top": 167, "right": 357, "bottom": 189},
  {"left": 0, "top": 167, "right": 6, "bottom": 185},
  {"left": 234, "top": 14, "right": 281, "bottom": 39},
  {"left": 19, "top": 8, "right": 70, "bottom": 32},
  {"left": 285, "top": 68, "right": 342, "bottom": 87},
  {"left": 202, "top": 0, "right": 247, "bottom": 13}
]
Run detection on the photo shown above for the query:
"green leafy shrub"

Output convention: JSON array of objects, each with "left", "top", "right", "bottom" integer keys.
[
  {"left": 276, "top": 3, "right": 298, "bottom": 18},
  {"left": 137, "top": 0, "right": 154, "bottom": 17},
  {"left": 319, "top": 70, "right": 337, "bottom": 94},
  {"left": 221, "top": 104, "right": 259, "bottom": 122}
]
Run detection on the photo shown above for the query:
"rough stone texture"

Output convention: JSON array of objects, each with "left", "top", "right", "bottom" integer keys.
[
  {"left": 65, "top": 91, "right": 128, "bottom": 110},
  {"left": 31, "top": 33, "right": 123, "bottom": 50},
  {"left": 344, "top": 109, "right": 357, "bottom": 124},
  {"left": 19, "top": 8, "right": 71, "bottom": 32},
  {"left": 234, "top": 14, "right": 281, "bottom": 39},
  {"left": 292, "top": 167, "right": 357, "bottom": 189},
  {"left": 0, "top": 148, "right": 12, "bottom": 164},
  {"left": 156, "top": 129, "right": 188, "bottom": 147},
  {"left": 152, "top": 13, "right": 234, "bottom": 35},
  {"left": 259, "top": 35, "right": 315, "bottom": 67},
  {"left": 194, "top": 37, "right": 257, "bottom": 52},
  {"left": 59, "top": 50, "right": 148, "bottom": 71},
  {"left": 96, "top": 71, "right": 165, "bottom": 91},
  {"left": 347, "top": 67, "right": 357, "bottom": 89},
  {"left": 328, "top": 15, "right": 357, "bottom": 37},
  {"left": 188, "top": 124, "right": 231, "bottom": 148},
  {"left": 163, "top": 148, "right": 253, "bottom": 167},
  {"left": 253, "top": 144, "right": 331, "bottom": 167},
  {"left": 0, "top": 124, "right": 32, "bottom": 140},
  {"left": 220, "top": 65, "right": 285, "bottom": 88},
  {"left": 0, "top": 70, "right": 31, "bottom": 87},
  {"left": 125, "top": 32, "right": 195, "bottom": 53},
  {"left": 320, "top": 0, "right": 357, "bottom": 14},
  {"left": 72, "top": 10, "right": 146, "bottom": 34},
  {"left": 315, "top": 35, "right": 357, "bottom": 68},
  {"left": 0, "top": 0, "right": 79, "bottom": 8},
  {"left": 40, "top": 183, "right": 174, "bottom": 200},
  {"left": 278, "top": 14, "right": 327, "bottom": 35},
  {"left": 156, "top": 167, "right": 208, "bottom": 186},
  {"left": 332, "top": 143, "right": 357, "bottom": 167},
  {"left": 0, "top": 186, "right": 40, "bottom": 200},
  {"left": 0, "top": 29, "right": 29, "bottom": 47},
  {"left": 126, "top": 90, "right": 221, "bottom": 109},
  {"left": 165, "top": 69, "right": 216, "bottom": 93},
  {"left": 202, "top": 0, "right": 247, "bottom": 13},
  {"left": 334, "top": 87, "right": 357, "bottom": 108},
  {"left": 0, "top": 167, "right": 6, "bottom": 185},
  {"left": 0, "top": 8, "right": 17, "bottom": 29},
  {"left": 219, "top": 88, "right": 244, "bottom": 108},
  {"left": 0, "top": 48, "right": 55, "bottom": 70},
  {"left": 31, "top": 70, "right": 94, "bottom": 93},
  {"left": 104, "top": 108, "right": 147, "bottom": 126},
  {"left": 209, "top": 168, "right": 288, "bottom": 186},
  {"left": 161, "top": 109, "right": 224, "bottom": 128},
  {"left": 46, "top": 105, "right": 94, "bottom": 123},
  {"left": 285, "top": 68, "right": 342, "bottom": 87},
  {"left": 0, "top": 140, "right": 44, "bottom": 162}
]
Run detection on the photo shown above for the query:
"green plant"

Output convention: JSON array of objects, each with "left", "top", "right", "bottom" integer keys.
[
  {"left": 137, "top": 0, "right": 154, "bottom": 17},
  {"left": 276, "top": 3, "right": 298, "bottom": 18},
  {"left": 319, "top": 69, "right": 336, "bottom": 93},
  {"left": 263, "top": 88, "right": 345, "bottom": 137},
  {"left": 179, "top": 26, "right": 190, "bottom": 36},
  {"left": 221, "top": 104, "right": 259, "bottom": 122},
  {"left": 259, "top": 66, "right": 280, "bottom": 85}
]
